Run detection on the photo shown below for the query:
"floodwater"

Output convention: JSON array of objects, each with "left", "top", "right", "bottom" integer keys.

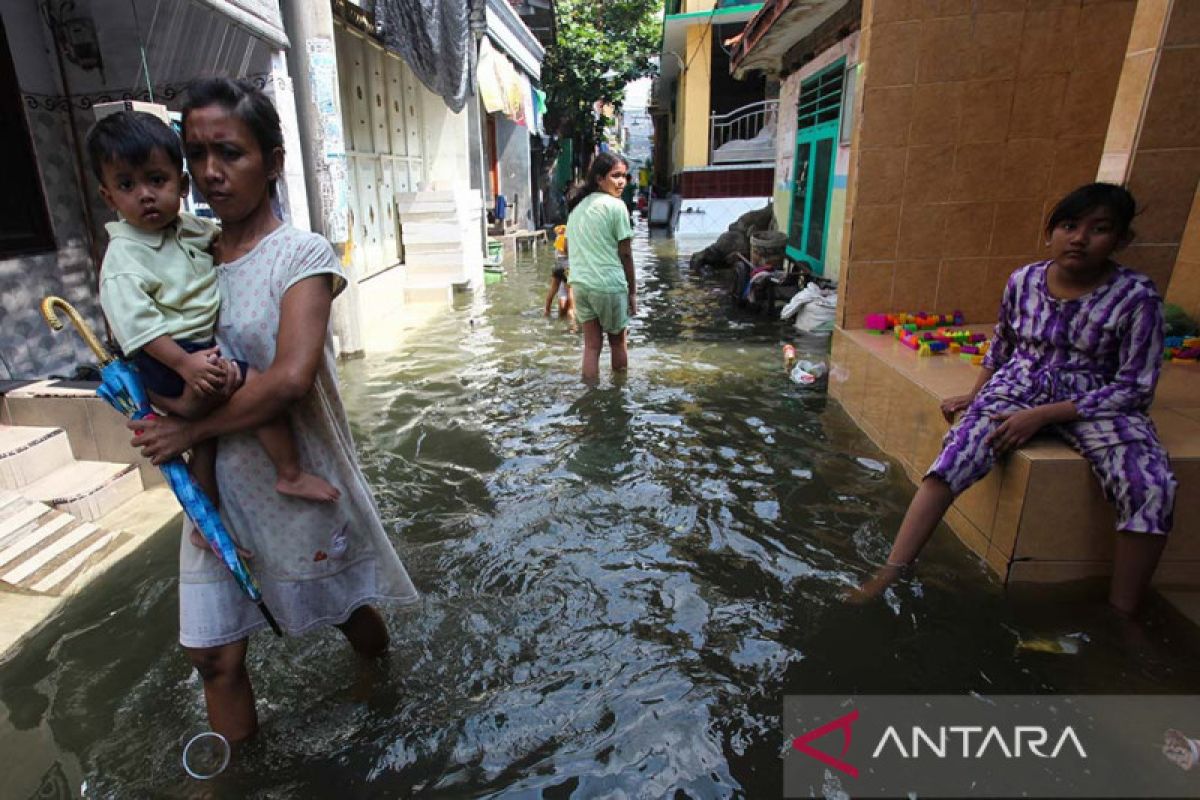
[{"left": 3, "top": 224, "right": 1200, "bottom": 798}]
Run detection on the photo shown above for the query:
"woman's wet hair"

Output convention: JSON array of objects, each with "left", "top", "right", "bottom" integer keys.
[
  {"left": 567, "top": 151, "right": 630, "bottom": 213},
  {"left": 85, "top": 110, "right": 183, "bottom": 182},
  {"left": 182, "top": 77, "right": 284, "bottom": 197},
  {"left": 1045, "top": 182, "right": 1137, "bottom": 236}
]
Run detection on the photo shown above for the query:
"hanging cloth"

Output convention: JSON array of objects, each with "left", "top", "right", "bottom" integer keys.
[
  {"left": 477, "top": 38, "right": 506, "bottom": 115},
  {"left": 373, "top": 0, "right": 471, "bottom": 112}
]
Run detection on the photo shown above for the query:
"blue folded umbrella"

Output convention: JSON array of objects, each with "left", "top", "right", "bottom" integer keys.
[{"left": 41, "top": 297, "right": 282, "bottom": 636}]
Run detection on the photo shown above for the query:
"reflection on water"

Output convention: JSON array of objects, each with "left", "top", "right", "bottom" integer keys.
[{"left": 3, "top": 225, "right": 1200, "bottom": 798}]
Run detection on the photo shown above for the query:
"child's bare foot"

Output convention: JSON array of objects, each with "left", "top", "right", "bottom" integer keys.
[
  {"left": 187, "top": 523, "right": 254, "bottom": 559},
  {"left": 844, "top": 563, "right": 908, "bottom": 605},
  {"left": 276, "top": 472, "right": 341, "bottom": 502}
]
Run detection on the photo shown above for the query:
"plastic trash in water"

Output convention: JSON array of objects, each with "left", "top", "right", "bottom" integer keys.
[
  {"left": 1014, "top": 636, "right": 1081, "bottom": 655},
  {"left": 183, "top": 731, "right": 231, "bottom": 780},
  {"left": 1163, "top": 729, "right": 1200, "bottom": 770},
  {"left": 789, "top": 359, "right": 827, "bottom": 385},
  {"left": 783, "top": 343, "right": 797, "bottom": 372}
]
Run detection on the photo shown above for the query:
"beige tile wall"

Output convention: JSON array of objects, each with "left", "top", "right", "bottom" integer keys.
[
  {"left": 1165, "top": 182, "right": 1200, "bottom": 320},
  {"left": 1100, "top": 0, "right": 1200, "bottom": 294},
  {"left": 839, "top": 0, "right": 1138, "bottom": 329}
]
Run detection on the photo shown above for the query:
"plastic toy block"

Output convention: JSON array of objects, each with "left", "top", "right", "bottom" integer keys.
[{"left": 864, "top": 313, "right": 891, "bottom": 331}]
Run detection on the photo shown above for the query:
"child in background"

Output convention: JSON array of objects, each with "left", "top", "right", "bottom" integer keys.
[
  {"left": 87, "top": 110, "right": 340, "bottom": 510},
  {"left": 545, "top": 224, "right": 575, "bottom": 321},
  {"left": 854, "top": 183, "right": 1176, "bottom": 615}
]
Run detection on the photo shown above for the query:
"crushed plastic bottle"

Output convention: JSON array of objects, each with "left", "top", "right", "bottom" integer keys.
[
  {"left": 1163, "top": 729, "right": 1200, "bottom": 770},
  {"left": 789, "top": 359, "right": 827, "bottom": 385}
]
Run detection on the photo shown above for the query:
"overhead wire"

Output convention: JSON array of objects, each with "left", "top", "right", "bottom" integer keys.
[{"left": 129, "top": 0, "right": 155, "bottom": 101}]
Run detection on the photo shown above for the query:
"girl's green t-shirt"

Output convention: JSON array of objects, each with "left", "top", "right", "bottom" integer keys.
[{"left": 565, "top": 192, "right": 632, "bottom": 293}]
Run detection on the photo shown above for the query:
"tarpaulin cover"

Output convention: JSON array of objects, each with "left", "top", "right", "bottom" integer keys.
[{"left": 373, "top": 0, "right": 471, "bottom": 112}]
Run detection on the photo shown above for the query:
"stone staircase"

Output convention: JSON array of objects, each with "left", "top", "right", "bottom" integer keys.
[
  {"left": 396, "top": 188, "right": 485, "bottom": 303},
  {"left": 0, "top": 423, "right": 143, "bottom": 597}
]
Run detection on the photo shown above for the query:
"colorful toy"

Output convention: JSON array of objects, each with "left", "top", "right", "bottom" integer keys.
[
  {"left": 865, "top": 310, "right": 964, "bottom": 333},
  {"left": 1165, "top": 336, "right": 1200, "bottom": 363}
]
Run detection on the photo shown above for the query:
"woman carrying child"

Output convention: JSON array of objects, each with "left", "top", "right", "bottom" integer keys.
[
  {"left": 565, "top": 153, "right": 636, "bottom": 383},
  {"left": 127, "top": 78, "right": 418, "bottom": 742},
  {"left": 856, "top": 183, "right": 1176, "bottom": 616}
]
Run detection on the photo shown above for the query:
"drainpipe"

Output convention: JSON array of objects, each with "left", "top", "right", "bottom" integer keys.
[
  {"left": 279, "top": 1, "right": 363, "bottom": 358},
  {"left": 468, "top": 0, "right": 489, "bottom": 255}
]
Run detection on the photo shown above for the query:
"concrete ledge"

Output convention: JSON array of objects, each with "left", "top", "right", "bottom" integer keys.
[
  {"left": 830, "top": 326, "right": 1200, "bottom": 587},
  {"left": 2, "top": 386, "right": 163, "bottom": 489}
]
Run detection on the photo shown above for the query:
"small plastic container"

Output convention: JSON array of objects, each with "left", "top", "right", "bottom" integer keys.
[{"left": 182, "top": 731, "right": 231, "bottom": 780}]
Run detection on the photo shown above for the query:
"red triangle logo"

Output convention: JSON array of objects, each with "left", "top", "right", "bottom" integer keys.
[{"left": 791, "top": 709, "right": 859, "bottom": 778}]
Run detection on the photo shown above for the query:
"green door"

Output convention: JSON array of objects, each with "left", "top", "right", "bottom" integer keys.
[{"left": 786, "top": 62, "right": 845, "bottom": 275}]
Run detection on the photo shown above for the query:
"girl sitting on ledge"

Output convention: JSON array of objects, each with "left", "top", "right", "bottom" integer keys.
[{"left": 853, "top": 183, "right": 1177, "bottom": 616}]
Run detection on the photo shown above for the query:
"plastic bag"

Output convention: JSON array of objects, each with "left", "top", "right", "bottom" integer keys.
[
  {"left": 780, "top": 283, "right": 838, "bottom": 333},
  {"left": 789, "top": 359, "right": 827, "bottom": 385}
]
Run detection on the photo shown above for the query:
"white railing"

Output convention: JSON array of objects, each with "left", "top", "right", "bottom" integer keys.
[{"left": 709, "top": 99, "right": 779, "bottom": 164}]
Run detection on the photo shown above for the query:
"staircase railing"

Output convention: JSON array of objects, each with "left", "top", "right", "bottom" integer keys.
[{"left": 709, "top": 99, "right": 779, "bottom": 163}]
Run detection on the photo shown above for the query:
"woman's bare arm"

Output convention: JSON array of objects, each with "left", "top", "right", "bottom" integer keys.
[{"left": 128, "top": 275, "right": 333, "bottom": 463}]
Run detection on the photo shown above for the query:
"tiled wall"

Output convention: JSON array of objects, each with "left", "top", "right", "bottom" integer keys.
[
  {"left": 1167, "top": 186, "right": 1200, "bottom": 319},
  {"left": 1099, "top": 0, "right": 1200, "bottom": 293},
  {"left": 0, "top": 99, "right": 107, "bottom": 379},
  {"left": 838, "top": 0, "right": 1137, "bottom": 329}
]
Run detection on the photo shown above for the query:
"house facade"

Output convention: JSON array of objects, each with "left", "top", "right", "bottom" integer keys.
[
  {"left": 651, "top": 0, "right": 774, "bottom": 240},
  {"left": 0, "top": 0, "right": 301, "bottom": 380}
]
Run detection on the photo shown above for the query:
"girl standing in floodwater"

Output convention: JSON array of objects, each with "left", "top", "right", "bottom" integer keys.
[
  {"left": 565, "top": 153, "right": 636, "bottom": 383},
  {"left": 855, "top": 183, "right": 1176, "bottom": 615}
]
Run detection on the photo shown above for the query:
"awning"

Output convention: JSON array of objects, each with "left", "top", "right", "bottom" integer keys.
[
  {"left": 478, "top": 37, "right": 540, "bottom": 131},
  {"left": 729, "top": 0, "right": 853, "bottom": 78},
  {"left": 190, "top": 0, "right": 288, "bottom": 48}
]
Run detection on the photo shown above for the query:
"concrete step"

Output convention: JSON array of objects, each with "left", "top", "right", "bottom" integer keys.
[
  {"left": 401, "top": 222, "right": 470, "bottom": 243},
  {"left": 22, "top": 461, "right": 143, "bottom": 522},
  {"left": 402, "top": 280, "right": 456, "bottom": 305},
  {"left": 0, "top": 425, "right": 74, "bottom": 489},
  {"left": 0, "top": 490, "right": 120, "bottom": 596}
]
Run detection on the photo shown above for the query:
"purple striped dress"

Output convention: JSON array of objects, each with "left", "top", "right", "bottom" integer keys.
[{"left": 927, "top": 260, "right": 1177, "bottom": 534}]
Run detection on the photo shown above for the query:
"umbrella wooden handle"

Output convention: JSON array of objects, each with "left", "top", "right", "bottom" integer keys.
[{"left": 40, "top": 296, "right": 113, "bottom": 365}]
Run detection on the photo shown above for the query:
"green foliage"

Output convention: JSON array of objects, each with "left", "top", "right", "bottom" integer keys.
[
  {"left": 542, "top": 0, "right": 661, "bottom": 151},
  {"left": 1165, "top": 303, "right": 1199, "bottom": 337}
]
